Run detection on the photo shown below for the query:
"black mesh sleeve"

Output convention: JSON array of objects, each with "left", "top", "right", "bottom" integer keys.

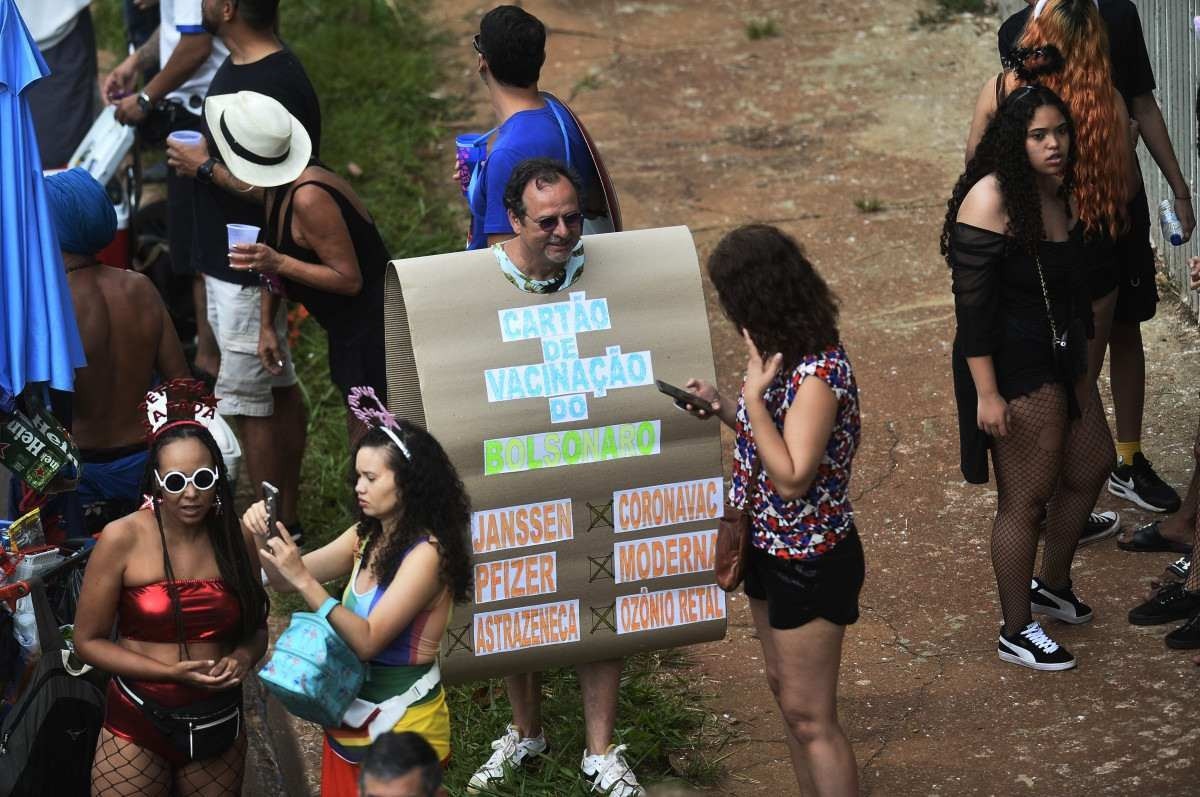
[{"left": 950, "top": 223, "right": 1006, "bottom": 358}]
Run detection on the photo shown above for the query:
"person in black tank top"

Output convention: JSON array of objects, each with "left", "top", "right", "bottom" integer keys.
[
  {"left": 942, "top": 86, "right": 1114, "bottom": 672},
  {"left": 211, "top": 93, "right": 390, "bottom": 442}
]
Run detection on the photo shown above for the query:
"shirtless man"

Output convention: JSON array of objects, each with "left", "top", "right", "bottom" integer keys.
[{"left": 45, "top": 168, "right": 189, "bottom": 532}]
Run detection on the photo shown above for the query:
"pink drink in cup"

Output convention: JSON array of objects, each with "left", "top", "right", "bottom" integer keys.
[{"left": 455, "top": 133, "right": 488, "bottom": 196}]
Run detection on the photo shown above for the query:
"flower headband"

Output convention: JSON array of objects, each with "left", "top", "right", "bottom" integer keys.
[
  {"left": 141, "top": 378, "right": 218, "bottom": 443},
  {"left": 347, "top": 386, "right": 411, "bottom": 460}
]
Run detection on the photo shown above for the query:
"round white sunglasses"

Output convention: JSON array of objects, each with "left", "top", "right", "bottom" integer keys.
[{"left": 155, "top": 467, "right": 219, "bottom": 494}]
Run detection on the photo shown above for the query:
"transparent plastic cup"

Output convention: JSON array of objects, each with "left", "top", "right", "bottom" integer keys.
[
  {"left": 166, "top": 130, "right": 204, "bottom": 147},
  {"left": 227, "top": 224, "right": 260, "bottom": 251}
]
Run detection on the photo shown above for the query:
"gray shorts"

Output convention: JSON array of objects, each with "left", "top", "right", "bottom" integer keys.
[{"left": 205, "top": 276, "right": 297, "bottom": 417}]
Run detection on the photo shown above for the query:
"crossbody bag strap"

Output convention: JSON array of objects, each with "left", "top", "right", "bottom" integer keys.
[{"left": 1030, "top": 248, "right": 1065, "bottom": 350}]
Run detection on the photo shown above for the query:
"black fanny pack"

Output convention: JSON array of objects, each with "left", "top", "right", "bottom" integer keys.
[{"left": 116, "top": 677, "right": 242, "bottom": 761}]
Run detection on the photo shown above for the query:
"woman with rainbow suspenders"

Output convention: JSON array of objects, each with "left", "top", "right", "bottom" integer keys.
[{"left": 245, "top": 387, "right": 473, "bottom": 796}]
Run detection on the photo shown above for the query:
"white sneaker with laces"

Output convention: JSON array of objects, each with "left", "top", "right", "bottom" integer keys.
[
  {"left": 581, "top": 744, "right": 645, "bottom": 796},
  {"left": 467, "top": 724, "right": 547, "bottom": 793}
]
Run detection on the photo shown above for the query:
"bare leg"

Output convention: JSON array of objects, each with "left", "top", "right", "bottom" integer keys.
[
  {"left": 271, "top": 385, "right": 307, "bottom": 525},
  {"left": 577, "top": 658, "right": 623, "bottom": 755},
  {"left": 750, "top": 600, "right": 858, "bottom": 796},
  {"left": 504, "top": 672, "right": 543, "bottom": 738},
  {"left": 238, "top": 387, "right": 305, "bottom": 525},
  {"left": 1085, "top": 289, "right": 1118, "bottom": 389},
  {"left": 91, "top": 729, "right": 172, "bottom": 797},
  {"left": 193, "top": 276, "right": 220, "bottom": 376},
  {"left": 1159, "top": 414, "right": 1200, "bottom": 545},
  {"left": 1108, "top": 319, "right": 1145, "bottom": 447}
]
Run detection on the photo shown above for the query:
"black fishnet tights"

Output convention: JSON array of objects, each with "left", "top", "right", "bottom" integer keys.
[
  {"left": 990, "top": 384, "right": 1113, "bottom": 635},
  {"left": 1039, "top": 385, "right": 1115, "bottom": 589},
  {"left": 91, "top": 728, "right": 247, "bottom": 796},
  {"left": 991, "top": 385, "right": 1066, "bottom": 636}
]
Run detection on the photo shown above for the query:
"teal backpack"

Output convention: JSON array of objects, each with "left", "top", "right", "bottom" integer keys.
[{"left": 258, "top": 599, "right": 365, "bottom": 727}]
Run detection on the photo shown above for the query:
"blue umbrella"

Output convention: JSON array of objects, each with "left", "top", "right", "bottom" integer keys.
[{"left": 0, "top": 0, "right": 86, "bottom": 397}]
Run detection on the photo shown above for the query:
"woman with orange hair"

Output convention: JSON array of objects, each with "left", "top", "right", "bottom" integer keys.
[{"left": 962, "top": 0, "right": 1132, "bottom": 634}]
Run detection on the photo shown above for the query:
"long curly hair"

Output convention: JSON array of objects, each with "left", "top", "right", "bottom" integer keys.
[
  {"left": 352, "top": 424, "right": 472, "bottom": 604},
  {"left": 1019, "top": 0, "right": 1131, "bottom": 238},
  {"left": 942, "top": 85, "right": 1077, "bottom": 262},
  {"left": 142, "top": 425, "right": 269, "bottom": 645},
  {"left": 707, "top": 224, "right": 840, "bottom": 371}
]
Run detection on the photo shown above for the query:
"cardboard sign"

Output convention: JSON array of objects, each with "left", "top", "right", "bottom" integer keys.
[{"left": 384, "top": 227, "right": 726, "bottom": 684}]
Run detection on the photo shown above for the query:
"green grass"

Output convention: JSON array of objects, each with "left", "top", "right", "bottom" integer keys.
[
  {"left": 444, "top": 649, "right": 734, "bottom": 795},
  {"left": 745, "top": 18, "right": 780, "bottom": 41},
  {"left": 854, "top": 197, "right": 885, "bottom": 214}
]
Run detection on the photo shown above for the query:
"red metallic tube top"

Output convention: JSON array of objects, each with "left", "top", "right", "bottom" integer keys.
[{"left": 118, "top": 579, "right": 242, "bottom": 643}]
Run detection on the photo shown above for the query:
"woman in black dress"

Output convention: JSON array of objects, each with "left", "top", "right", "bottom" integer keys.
[{"left": 943, "top": 85, "right": 1111, "bottom": 671}]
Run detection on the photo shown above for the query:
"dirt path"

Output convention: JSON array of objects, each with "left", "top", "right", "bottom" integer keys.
[{"left": 426, "top": 1, "right": 1200, "bottom": 794}]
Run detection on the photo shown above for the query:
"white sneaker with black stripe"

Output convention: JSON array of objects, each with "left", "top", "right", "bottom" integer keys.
[
  {"left": 998, "top": 621, "right": 1076, "bottom": 671},
  {"left": 1030, "top": 577, "right": 1093, "bottom": 624},
  {"left": 581, "top": 744, "right": 645, "bottom": 796}
]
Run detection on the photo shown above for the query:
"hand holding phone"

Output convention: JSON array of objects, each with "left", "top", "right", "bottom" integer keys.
[
  {"left": 262, "top": 482, "right": 280, "bottom": 541},
  {"left": 655, "top": 379, "right": 715, "bottom": 415}
]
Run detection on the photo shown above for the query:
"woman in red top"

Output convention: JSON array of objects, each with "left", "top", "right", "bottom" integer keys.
[{"left": 74, "top": 387, "right": 269, "bottom": 796}]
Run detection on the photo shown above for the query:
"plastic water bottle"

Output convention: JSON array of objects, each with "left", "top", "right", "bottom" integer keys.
[{"left": 1159, "top": 200, "right": 1184, "bottom": 246}]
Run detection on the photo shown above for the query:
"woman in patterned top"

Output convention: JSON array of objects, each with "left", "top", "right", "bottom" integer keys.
[{"left": 684, "top": 224, "right": 862, "bottom": 796}]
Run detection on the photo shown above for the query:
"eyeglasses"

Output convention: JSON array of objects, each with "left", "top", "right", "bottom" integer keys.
[
  {"left": 155, "top": 467, "right": 219, "bottom": 494},
  {"left": 472, "top": 34, "right": 484, "bottom": 56},
  {"left": 524, "top": 211, "right": 584, "bottom": 233}
]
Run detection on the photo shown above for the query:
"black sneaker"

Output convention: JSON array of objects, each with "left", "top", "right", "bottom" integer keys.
[
  {"left": 1167, "top": 555, "right": 1191, "bottom": 581},
  {"left": 1078, "top": 511, "right": 1121, "bottom": 546},
  {"left": 1165, "top": 611, "right": 1200, "bottom": 650},
  {"left": 1128, "top": 582, "right": 1200, "bottom": 626},
  {"left": 997, "top": 621, "right": 1077, "bottom": 671},
  {"left": 1109, "top": 453, "right": 1182, "bottom": 513},
  {"left": 1030, "top": 577, "right": 1093, "bottom": 624}
]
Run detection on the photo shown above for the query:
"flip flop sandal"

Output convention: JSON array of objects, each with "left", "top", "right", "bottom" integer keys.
[{"left": 1117, "top": 521, "right": 1194, "bottom": 554}]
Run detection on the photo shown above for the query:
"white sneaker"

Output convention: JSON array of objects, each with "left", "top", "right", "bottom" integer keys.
[
  {"left": 467, "top": 724, "right": 547, "bottom": 793},
  {"left": 581, "top": 744, "right": 645, "bottom": 796}
]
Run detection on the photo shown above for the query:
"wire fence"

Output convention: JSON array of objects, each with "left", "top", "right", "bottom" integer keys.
[{"left": 996, "top": 0, "right": 1200, "bottom": 318}]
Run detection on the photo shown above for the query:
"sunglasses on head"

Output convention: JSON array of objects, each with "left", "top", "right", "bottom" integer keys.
[
  {"left": 524, "top": 211, "right": 584, "bottom": 233},
  {"left": 155, "top": 467, "right": 219, "bottom": 494}
]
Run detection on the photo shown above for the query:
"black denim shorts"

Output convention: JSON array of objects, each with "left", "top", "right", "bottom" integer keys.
[{"left": 743, "top": 528, "right": 865, "bottom": 630}]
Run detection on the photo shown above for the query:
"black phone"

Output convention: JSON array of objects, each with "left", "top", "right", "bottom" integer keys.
[
  {"left": 655, "top": 379, "right": 715, "bottom": 414},
  {"left": 262, "top": 482, "right": 280, "bottom": 540}
]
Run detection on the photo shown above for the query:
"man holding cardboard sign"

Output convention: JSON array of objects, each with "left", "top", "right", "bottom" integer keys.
[{"left": 466, "top": 160, "right": 643, "bottom": 797}]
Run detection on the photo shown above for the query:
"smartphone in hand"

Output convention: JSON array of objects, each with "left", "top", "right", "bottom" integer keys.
[
  {"left": 262, "top": 482, "right": 280, "bottom": 541},
  {"left": 655, "top": 379, "right": 715, "bottom": 414}
]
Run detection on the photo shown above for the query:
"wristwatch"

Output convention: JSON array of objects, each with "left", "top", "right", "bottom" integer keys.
[
  {"left": 136, "top": 91, "right": 153, "bottom": 115},
  {"left": 196, "top": 158, "right": 217, "bottom": 184}
]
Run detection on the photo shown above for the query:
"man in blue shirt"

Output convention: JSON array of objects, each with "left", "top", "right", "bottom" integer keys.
[{"left": 464, "top": 5, "right": 598, "bottom": 251}]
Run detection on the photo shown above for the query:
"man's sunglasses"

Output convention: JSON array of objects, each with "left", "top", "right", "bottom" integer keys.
[
  {"left": 525, "top": 212, "right": 584, "bottom": 232},
  {"left": 472, "top": 34, "right": 484, "bottom": 56},
  {"left": 155, "top": 467, "right": 219, "bottom": 494}
]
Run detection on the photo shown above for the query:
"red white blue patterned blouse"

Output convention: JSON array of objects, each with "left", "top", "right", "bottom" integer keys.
[{"left": 729, "top": 344, "right": 861, "bottom": 560}]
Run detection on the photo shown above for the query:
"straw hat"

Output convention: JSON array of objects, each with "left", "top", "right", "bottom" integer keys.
[{"left": 204, "top": 91, "right": 311, "bottom": 187}]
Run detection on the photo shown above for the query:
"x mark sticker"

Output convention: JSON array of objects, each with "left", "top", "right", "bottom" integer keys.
[
  {"left": 587, "top": 500, "right": 613, "bottom": 531},
  {"left": 590, "top": 603, "right": 616, "bottom": 634},
  {"left": 446, "top": 623, "right": 472, "bottom": 656},
  {"left": 588, "top": 553, "right": 614, "bottom": 583}
]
